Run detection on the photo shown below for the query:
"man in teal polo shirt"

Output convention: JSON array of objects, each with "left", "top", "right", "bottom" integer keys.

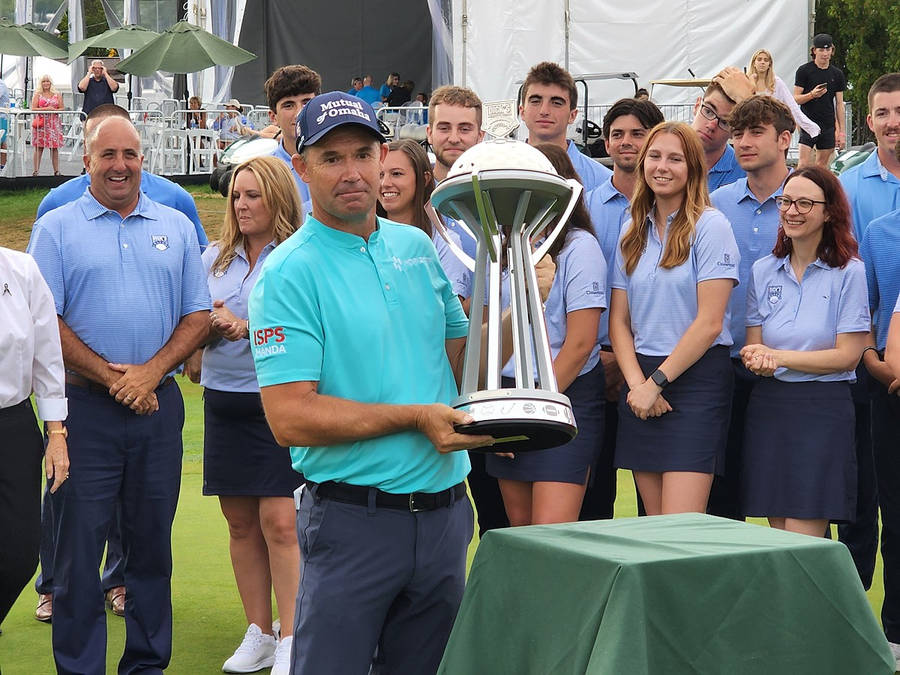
[{"left": 248, "top": 91, "right": 495, "bottom": 675}]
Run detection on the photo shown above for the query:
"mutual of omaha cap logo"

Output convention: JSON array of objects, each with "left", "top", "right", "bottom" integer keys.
[{"left": 296, "top": 91, "right": 386, "bottom": 153}]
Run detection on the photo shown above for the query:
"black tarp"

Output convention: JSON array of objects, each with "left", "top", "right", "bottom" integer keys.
[{"left": 232, "top": 0, "right": 433, "bottom": 107}]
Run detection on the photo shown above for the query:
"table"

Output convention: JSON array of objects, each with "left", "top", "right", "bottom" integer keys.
[{"left": 438, "top": 514, "right": 893, "bottom": 674}]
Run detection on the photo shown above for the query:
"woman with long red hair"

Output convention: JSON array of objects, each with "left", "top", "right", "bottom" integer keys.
[{"left": 740, "top": 166, "right": 868, "bottom": 536}]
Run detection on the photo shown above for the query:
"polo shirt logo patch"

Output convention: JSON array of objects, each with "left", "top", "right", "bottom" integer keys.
[
  {"left": 151, "top": 235, "right": 169, "bottom": 251},
  {"left": 717, "top": 252, "right": 735, "bottom": 268},
  {"left": 391, "top": 255, "right": 432, "bottom": 271},
  {"left": 767, "top": 285, "right": 782, "bottom": 304}
]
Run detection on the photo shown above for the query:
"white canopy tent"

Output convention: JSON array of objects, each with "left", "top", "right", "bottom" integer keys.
[{"left": 451, "top": 0, "right": 813, "bottom": 106}]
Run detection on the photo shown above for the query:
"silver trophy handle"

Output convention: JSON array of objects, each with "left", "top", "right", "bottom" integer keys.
[
  {"left": 425, "top": 202, "right": 477, "bottom": 272},
  {"left": 531, "top": 179, "right": 582, "bottom": 264}
]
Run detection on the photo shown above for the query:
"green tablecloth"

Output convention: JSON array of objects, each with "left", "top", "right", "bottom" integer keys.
[{"left": 439, "top": 513, "right": 893, "bottom": 674}]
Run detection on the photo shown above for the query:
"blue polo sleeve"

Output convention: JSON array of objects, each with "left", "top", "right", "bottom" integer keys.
[
  {"left": 178, "top": 221, "right": 213, "bottom": 316},
  {"left": 562, "top": 230, "right": 607, "bottom": 312},
  {"left": 173, "top": 186, "right": 208, "bottom": 247},
  {"left": 26, "top": 217, "right": 65, "bottom": 315},
  {"left": 859, "top": 228, "right": 879, "bottom": 312},
  {"left": 609, "top": 221, "right": 631, "bottom": 291},
  {"left": 249, "top": 258, "right": 325, "bottom": 386},
  {"left": 836, "top": 259, "right": 872, "bottom": 334},
  {"left": 694, "top": 208, "right": 740, "bottom": 285},
  {"left": 745, "top": 261, "right": 763, "bottom": 327}
]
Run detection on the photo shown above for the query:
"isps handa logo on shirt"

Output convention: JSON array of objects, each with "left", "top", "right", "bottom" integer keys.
[{"left": 253, "top": 326, "right": 286, "bottom": 356}]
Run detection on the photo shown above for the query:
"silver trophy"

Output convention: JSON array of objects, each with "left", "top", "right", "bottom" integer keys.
[{"left": 430, "top": 140, "right": 582, "bottom": 452}]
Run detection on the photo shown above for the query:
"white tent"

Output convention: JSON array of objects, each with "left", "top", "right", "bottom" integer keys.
[{"left": 451, "top": 0, "right": 813, "bottom": 106}]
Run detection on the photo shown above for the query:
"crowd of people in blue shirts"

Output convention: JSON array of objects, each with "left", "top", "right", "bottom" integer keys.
[{"left": 3, "top": 38, "right": 900, "bottom": 673}]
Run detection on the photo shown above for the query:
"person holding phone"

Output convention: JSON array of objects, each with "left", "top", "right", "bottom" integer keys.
[{"left": 794, "top": 34, "right": 846, "bottom": 168}]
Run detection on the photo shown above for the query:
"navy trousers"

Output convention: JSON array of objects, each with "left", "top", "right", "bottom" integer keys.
[
  {"left": 292, "top": 482, "right": 473, "bottom": 674},
  {"left": 51, "top": 381, "right": 184, "bottom": 675},
  {"left": 36, "top": 486, "right": 125, "bottom": 595}
]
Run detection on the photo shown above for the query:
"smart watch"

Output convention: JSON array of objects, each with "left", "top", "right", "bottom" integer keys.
[{"left": 650, "top": 368, "right": 669, "bottom": 389}]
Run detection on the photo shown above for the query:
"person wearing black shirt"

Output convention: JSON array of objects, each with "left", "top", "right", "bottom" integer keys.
[{"left": 794, "top": 33, "right": 846, "bottom": 168}]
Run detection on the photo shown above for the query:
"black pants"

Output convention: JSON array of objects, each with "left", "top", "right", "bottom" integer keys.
[
  {"left": 0, "top": 399, "right": 44, "bottom": 624},
  {"left": 579, "top": 402, "right": 618, "bottom": 520},
  {"left": 866, "top": 382, "right": 900, "bottom": 642},
  {"left": 837, "top": 370, "right": 878, "bottom": 590},
  {"left": 707, "top": 360, "right": 758, "bottom": 520},
  {"left": 466, "top": 450, "right": 509, "bottom": 536}
]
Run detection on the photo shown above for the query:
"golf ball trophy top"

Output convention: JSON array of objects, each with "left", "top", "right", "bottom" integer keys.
[{"left": 430, "top": 139, "right": 581, "bottom": 452}]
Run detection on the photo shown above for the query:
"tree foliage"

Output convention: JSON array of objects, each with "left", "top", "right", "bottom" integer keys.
[{"left": 817, "top": 0, "right": 900, "bottom": 143}]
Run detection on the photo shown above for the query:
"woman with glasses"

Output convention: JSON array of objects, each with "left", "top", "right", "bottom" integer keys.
[
  {"left": 610, "top": 121, "right": 739, "bottom": 515},
  {"left": 740, "top": 166, "right": 868, "bottom": 536},
  {"left": 747, "top": 49, "right": 820, "bottom": 138}
]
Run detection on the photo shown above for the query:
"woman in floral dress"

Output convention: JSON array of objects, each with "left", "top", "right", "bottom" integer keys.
[{"left": 31, "top": 75, "right": 64, "bottom": 176}]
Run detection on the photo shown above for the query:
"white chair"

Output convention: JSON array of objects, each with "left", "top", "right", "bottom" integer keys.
[
  {"left": 148, "top": 127, "right": 188, "bottom": 175},
  {"left": 65, "top": 116, "right": 84, "bottom": 161},
  {"left": 186, "top": 128, "right": 217, "bottom": 173}
]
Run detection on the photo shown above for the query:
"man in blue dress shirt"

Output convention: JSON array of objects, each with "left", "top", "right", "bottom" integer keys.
[
  {"left": 690, "top": 68, "right": 754, "bottom": 191},
  {"left": 842, "top": 72, "right": 900, "bottom": 667},
  {"left": 264, "top": 64, "right": 322, "bottom": 215},
  {"left": 28, "top": 115, "right": 210, "bottom": 675},
  {"left": 581, "top": 97, "right": 663, "bottom": 521},
  {"left": 32, "top": 103, "right": 207, "bottom": 625},
  {"left": 519, "top": 61, "right": 612, "bottom": 193},
  {"left": 709, "top": 95, "right": 794, "bottom": 520}
]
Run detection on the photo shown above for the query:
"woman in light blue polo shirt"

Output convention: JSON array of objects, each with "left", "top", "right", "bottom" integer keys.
[
  {"left": 377, "top": 138, "right": 472, "bottom": 303},
  {"left": 886, "top": 293, "right": 900, "bottom": 390},
  {"left": 740, "top": 166, "right": 869, "bottom": 536},
  {"left": 184, "top": 156, "right": 303, "bottom": 672},
  {"left": 485, "top": 143, "right": 607, "bottom": 525},
  {"left": 610, "top": 121, "right": 739, "bottom": 515}
]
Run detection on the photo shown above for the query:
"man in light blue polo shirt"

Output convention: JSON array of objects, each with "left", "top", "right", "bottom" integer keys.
[
  {"left": 581, "top": 97, "right": 663, "bottom": 522},
  {"left": 690, "top": 68, "right": 755, "bottom": 191},
  {"left": 249, "top": 92, "right": 494, "bottom": 675},
  {"left": 519, "top": 61, "right": 612, "bottom": 193},
  {"left": 36, "top": 104, "right": 207, "bottom": 249},
  {"left": 838, "top": 74, "right": 900, "bottom": 643},
  {"left": 263, "top": 64, "right": 321, "bottom": 215},
  {"left": 839, "top": 73, "right": 900, "bottom": 242},
  {"left": 27, "top": 115, "right": 210, "bottom": 674},
  {"left": 709, "top": 95, "right": 794, "bottom": 521}
]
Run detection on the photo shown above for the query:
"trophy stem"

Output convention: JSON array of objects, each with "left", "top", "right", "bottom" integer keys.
[{"left": 509, "top": 226, "right": 536, "bottom": 389}]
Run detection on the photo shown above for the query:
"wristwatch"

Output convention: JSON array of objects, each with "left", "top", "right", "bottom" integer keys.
[
  {"left": 649, "top": 369, "right": 670, "bottom": 389},
  {"left": 49, "top": 427, "right": 68, "bottom": 438}
]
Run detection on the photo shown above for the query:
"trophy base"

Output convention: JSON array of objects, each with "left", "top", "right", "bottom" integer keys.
[{"left": 452, "top": 389, "right": 577, "bottom": 452}]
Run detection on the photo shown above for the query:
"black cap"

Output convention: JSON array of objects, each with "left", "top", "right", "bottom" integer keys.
[{"left": 813, "top": 33, "right": 833, "bottom": 49}]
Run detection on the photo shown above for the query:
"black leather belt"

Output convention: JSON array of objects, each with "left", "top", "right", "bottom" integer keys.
[
  {"left": 65, "top": 372, "right": 175, "bottom": 395},
  {"left": 313, "top": 480, "right": 467, "bottom": 513}
]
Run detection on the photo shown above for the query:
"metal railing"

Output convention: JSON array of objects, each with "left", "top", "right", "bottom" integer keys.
[{"left": 0, "top": 108, "right": 86, "bottom": 178}]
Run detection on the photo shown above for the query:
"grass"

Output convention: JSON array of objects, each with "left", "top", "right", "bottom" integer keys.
[{"left": 0, "top": 187, "right": 891, "bottom": 672}]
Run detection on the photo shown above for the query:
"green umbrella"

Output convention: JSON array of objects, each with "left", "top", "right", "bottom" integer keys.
[
  {"left": 0, "top": 20, "right": 68, "bottom": 59},
  {"left": 0, "top": 20, "right": 68, "bottom": 102},
  {"left": 116, "top": 21, "right": 255, "bottom": 76},
  {"left": 68, "top": 24, "right": 159, "bottom": 62}
]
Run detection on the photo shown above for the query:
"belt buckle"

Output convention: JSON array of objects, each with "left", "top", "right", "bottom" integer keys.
[{"left": 408, "top": 492, "right": 426, "bottom": 513}]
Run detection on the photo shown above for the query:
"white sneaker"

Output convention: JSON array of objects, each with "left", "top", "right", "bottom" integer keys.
[
  {"left": 270, "top": 636, "right": 293, "bottom": 675},
  {"left": 222, "top": 623, "right": 277, "bottom": 673},
  {"left": 889, "top": 641, "right": 900, "bottom": 671}
]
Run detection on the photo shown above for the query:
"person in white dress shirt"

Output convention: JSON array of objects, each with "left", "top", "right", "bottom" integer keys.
[{"left": 0, "top": 246, "right": 68, "bottom": 624}]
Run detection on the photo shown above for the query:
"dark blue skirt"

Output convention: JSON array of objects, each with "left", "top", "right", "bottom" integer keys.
[
  {"left": 742, "top": 378, "right": 856, "bottom": 522},
  {"left": 615, "top": 345, "right": 733, "bottom": 475},
  {"left": 203, "top": 388, "right": 303, "bottom": 497},
  {"left": 485, "top": 361, "right": 605, "bottom": 484}
]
